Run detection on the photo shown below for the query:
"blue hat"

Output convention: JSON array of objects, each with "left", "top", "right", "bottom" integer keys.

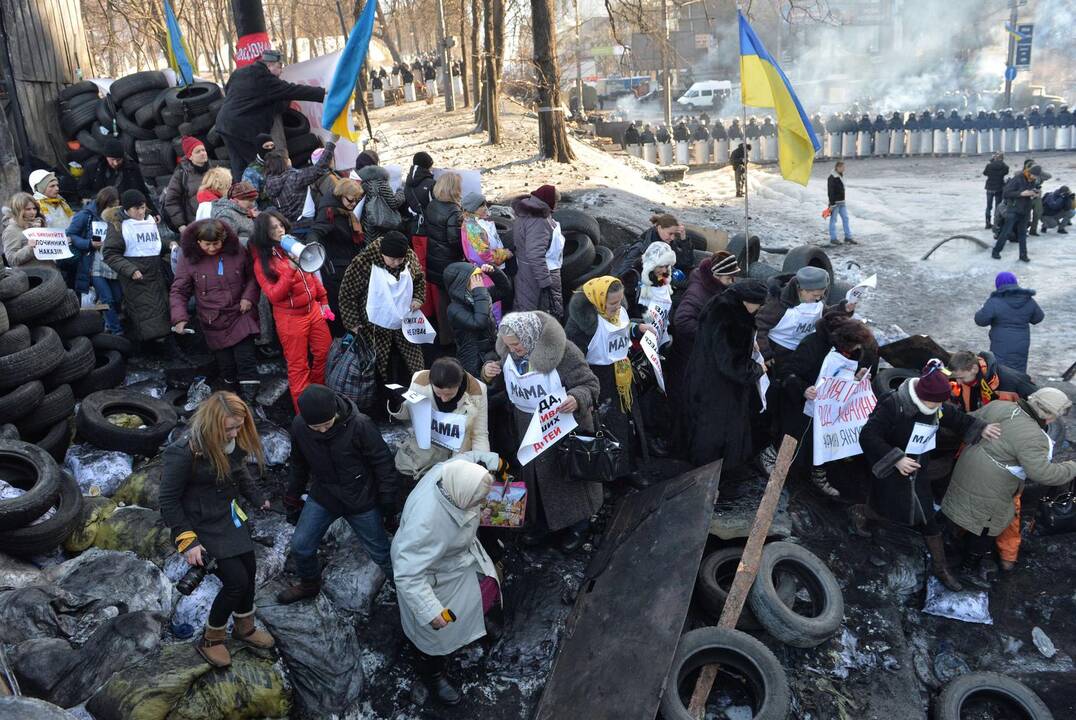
[{"left": 995, "top": 271, "right": 1017, "bottom": 289}]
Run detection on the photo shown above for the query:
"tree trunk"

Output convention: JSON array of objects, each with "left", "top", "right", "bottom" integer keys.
[
  {"left": 458, "top": 1, "right": 469, "bottom": 107},
  {"left": 470, "top": 0, "right": 481, "bottom": 106},
  {"left": 375, "top": 1, "right": 403, "bottom": 63},
  {"left": 529, "top": 0, "right": 574, "bottom": 162},
  {"left": 481, "top": 0, "right": 500, "bottom": 143}
]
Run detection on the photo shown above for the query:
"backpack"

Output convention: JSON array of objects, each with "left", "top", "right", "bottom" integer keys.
[{"left": 363, "top": 185, "right": 401, "bottom": 234}]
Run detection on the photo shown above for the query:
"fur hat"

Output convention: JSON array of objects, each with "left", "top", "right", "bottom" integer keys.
[
  {"left": 379, "top": 231, "right": 410, "bottom": 259},
  {"left": 412, "top": 151, "right": 434, "bottom": 169},
  {"left": 795, "top": 266, "right": 830, "bottom": 291},
  {"left": 642, "top": 241, "right": 677, "bottom": 281},
  {"left": 1028, "top": 388, "right": 1072, "bottom": 419}
]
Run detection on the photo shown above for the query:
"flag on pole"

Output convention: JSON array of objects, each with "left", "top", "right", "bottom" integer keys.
[
  {"left": 322, "top": 0, "right": 377, "bottom": 142},
  {"left": 738, "top": 11, "right": 820, "bottom": 185},
  {"left": 163, "top": 0, "right": 194, "bottom": 86}
]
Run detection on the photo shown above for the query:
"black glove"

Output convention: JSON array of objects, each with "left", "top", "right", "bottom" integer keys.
[
  {"left": 283, "top": 495, "right": 305, "bottom": 526},
  {"left": 380, "top": 503, "right": 399, "bottom": 533}
]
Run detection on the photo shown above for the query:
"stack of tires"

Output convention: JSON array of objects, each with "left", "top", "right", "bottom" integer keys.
[
  {"left": 281, "top": 107, "right": 323, "bottom": 167},
  {"left": 0, "top": 441, "right": 84, "bottom": 557},
  {"left": 0, "top": 267, "right": 129, "bottom": 464},
  {"left": 553, "top": 209, "right": 614, "bottom": 293},
  {"left": 57, "top": 81, "right": 112, "bottom": 172}
]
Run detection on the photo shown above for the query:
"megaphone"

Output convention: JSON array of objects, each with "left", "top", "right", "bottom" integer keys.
[{"left": 280, "top": 235, "right": 326, "bottom": 273}]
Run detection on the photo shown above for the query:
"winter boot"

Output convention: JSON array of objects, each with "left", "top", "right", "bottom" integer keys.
[
  {"left": 276, "top": 578, "right": 321, "bottom": 604},
  {"left": 924, "top": 534, "right": 963, "bottom": 592},
  {"left": 198, "top": 624, "right": 232, "bottom": 667},
  {"left": 958, "top": 553, "right": 992, "bottom": 590},
  {"left": 848, "top": 504, "right": 876, "bottom": 538},
  {"left": 809, "top": 466, "right": 841, "bottom": 498},
  {"left": 414, "top": 653, "right": 462, "bottom": 706},
  {"left": 232, "top": 610, "right": 275, "bottom": 649},
  {"left": 759, "top": 444, "right": 778, "bottom": 475}
]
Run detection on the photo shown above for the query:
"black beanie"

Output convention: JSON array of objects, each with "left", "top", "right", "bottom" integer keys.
[
  {"left": 101, "top": 137, "right": 125, "bottom": 159},
  {"left": 412, "top": 151, "right": 433, "bottom": 169},
  {"left": 297, "top": 384, "right": 337, "bottom": 425},
  {"left": 727, "top": 278, "right": 768, "bottom": 305},
  {"left": 255, "top": 133, "right": 275, "bottom": 149},
  {"left": 379, "top": 231, "right": 410, "bottom": 259},
  {"left": 120, "top": 189, "right": 147, "bottom": 210}
]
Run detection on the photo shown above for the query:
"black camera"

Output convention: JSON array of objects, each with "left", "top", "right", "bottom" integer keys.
[{"left": 176, "top": 552, "right": 218, "bottom": 596}]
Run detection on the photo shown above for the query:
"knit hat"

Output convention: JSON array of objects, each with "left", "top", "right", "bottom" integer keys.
[
  {"left": 28, "top": 169, "right": 56, "bottom": 194},
  {"left": 727, "top": 278, "right": 768, "bottom": 305},
  {"left": 710, "top": 250, "right": 740, "bottom": 278},
  {"left": 412, "top": 151, "right": 434, "bottom": 169},
  {"left": 642, "top": 241, "right": 677, "bottom": 280},
  {"left": 1027, "top": 164, "right": 1043, "bottom": 178},
  {"left": 1028, "top": 388, "right": 1072, "bottom": 419},
  {"left": 379, "top": 231, "right": 410, "bottom": 258},
  {"left": 995, "top": 271, "right": 1018, "bottom": 289},
  {"left": 180, "top": 136, "right": 204, "bottom": 160},
  {"left": 260, "top": 49, "right": 283, "bottom": 63},
  {"left": 228, "top": 181, "right": 258, "bottom": 201},
  {"left": 461, "top": 192, "right": 486, "bottom": 213},
  {"left": 101, "top": 137, "right": 125, "bottom": 159},
  {"left": 795, "top": 266, "right": 830, "bottom": 291},
  {"left": 255, "top": 133, "right": 275, "bottom": 150},
  {"left": 297, "top": 384, "right": 338, "bottom": 425},
  {"left": 531, "top": 184, "right": 557, "bottom": 211},
  {"left": 916, "top": 362, "right": 951, "bottom": 403},
  {"left": 355, "top": 150, "right": 379, "bottom": 170},
  {"left": 120, "top": 189, "right": 147, "bottom": 209}
]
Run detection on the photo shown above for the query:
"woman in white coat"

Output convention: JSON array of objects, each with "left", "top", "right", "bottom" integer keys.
[{"left": 391, "top": 454, "right": 502, "bottom": 706}]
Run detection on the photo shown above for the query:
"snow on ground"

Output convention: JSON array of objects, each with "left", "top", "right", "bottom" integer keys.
[{"left": 367, "top": 99, "right": 1074, "bottom": 377}]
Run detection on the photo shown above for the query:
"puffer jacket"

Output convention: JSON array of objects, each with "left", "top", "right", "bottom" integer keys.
[
  {"left": 423, "top": 198, "right": 463, "bottom": 287},
  {"left": 163, "top": 159, "right": 209, "bottom": 230},
  {"left": 983, "top": 158, "right": 1009, "bottom": 192},
  {"left": 65, "top": 200, "right": 105, "bottom": 292},
  {"left": 973, "top": 286, "right": 1044, "bottom": 373},
  {"left": 443, "top": 262, "right": 509, "bottom": 377},
  {"left": 673, "top": 255, "right": 724, "bottom": 347},
  {"left": 252, "top": 245, "right": 328, "bottom": 313}
]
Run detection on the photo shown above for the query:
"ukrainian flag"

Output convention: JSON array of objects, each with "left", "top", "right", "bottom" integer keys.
[
  {"left": 164, "top": 0, "right": 194, "bottom": 86},
  {"left": 322, "top": 0, "right": 378, "bottom": 142},
  {"left": 739, "top": 12, "right": 820, "bottom": 186}
]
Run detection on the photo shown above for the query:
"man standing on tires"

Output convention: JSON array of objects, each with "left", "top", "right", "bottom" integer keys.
[{"left": 216, "top": 50, "right": 327, "bottom": 182}]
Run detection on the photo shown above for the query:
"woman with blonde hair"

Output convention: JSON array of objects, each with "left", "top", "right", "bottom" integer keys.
[
  {"left": 2, "top": 192, "right": 50, "bottom": 268},
  {"left": 196, "top": 167, "right": 234, "bottom": 220},
  {"left": 311, "top": 178, "right": 366, "bottom": 335},
  {"left": 159, "top": 391, "right": 273, "bottom": 668},
  {"left": 424, "top": 171, "right": 464, "bottom": 290}
]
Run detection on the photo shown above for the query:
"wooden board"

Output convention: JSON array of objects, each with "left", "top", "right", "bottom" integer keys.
[{"left": 684, "top": 223, "right": 730, "bottom": 253}]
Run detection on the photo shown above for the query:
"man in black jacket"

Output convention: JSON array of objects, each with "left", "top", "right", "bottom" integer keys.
[
  {"left": 278, "top": 385, "right": 398, "bottom": 603},
  {"left": 731, "top": 142, "right": 750, "bottom": 197},
  {"left": 993, "top": 164, "right": 1042, "bottom": 261},
  {"left": 827, "top": 161, "right": 854, "bottom": 245},
  {"left": 215, "top": 49, "right": 327, "bottom": 182},
  {"left": 982, "top": 152, "right": 1008, "bottom": 229},
  {"left": 78, "top": 139, "right": 158, "bottom": 215}
]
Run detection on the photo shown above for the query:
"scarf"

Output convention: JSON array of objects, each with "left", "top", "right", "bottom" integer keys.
[
  {"left": 433, "top": 382, "right": 467, "bottom": 413},
  {"left": 461, "top": 216, "right": 506, "bottom": 323},
  {"left": 581, "top": 276, "right": 634, "bottom": 413},
  {"left": 499, "top": 312, "right": 542, "bottom": 355},
  {"left": 438, "top": 460, "right": 493, "bottom": 523},
  {"left": 33, "top": 195, "right": 74, "bottom": 227}
]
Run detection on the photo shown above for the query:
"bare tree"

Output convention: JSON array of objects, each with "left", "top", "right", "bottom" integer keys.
[
  {"left": 481, "top": 0, "right": 501, "bottom": 142},
  {"left": 530, "top": 0, "right": 573, "bottom": 161}
]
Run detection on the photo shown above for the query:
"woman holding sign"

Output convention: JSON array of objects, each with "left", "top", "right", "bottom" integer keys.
[
  {"left": 2, "top": 192, "right": 51, "bottom": 268},
  {"left": 66, "top": 186, "right": 119, "bottom": 306},
  {"left": 338, "top": 231, "right": 427, "bottom": 386},
  {"left": 102, "top": 190, "right": 172, "bottom": 342}
]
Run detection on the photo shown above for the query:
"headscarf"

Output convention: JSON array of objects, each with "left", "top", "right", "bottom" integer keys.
[
  {"left": 439, "top": 460, "right": 493, "bottom": 522},
  {"left": 498, "top": 312, "right": 543, "bottom": 355},
  {"left": 581, "top": 276, "right": 634, "bottom": 412}
]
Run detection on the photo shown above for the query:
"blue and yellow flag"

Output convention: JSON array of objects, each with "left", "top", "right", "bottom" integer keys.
[
  {"left": 739, "top": 12, "right": 820, "bottom": 185},
  {"left": 163, "top": 0, "right": 194, "bottom": 86},
  {"left": 322, "top": 0, "right": 377, "bottom": 142}
]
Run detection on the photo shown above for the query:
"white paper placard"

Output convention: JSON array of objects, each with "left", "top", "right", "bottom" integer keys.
[
  {"left": 401, "top": 309, "right": 437, "bottom": 344},
  {"left": 845, "top": 274, "right": 877, "bottom": 304},
  {"left": 120, "top": 219, "right": 162, "bottom": 258},
  {"left": 27, "top": 228, "right": 73, "bottom": 261},
  {"left": 430, "top": 409, "right": 467, "bottom": 451},
  {"left": 640, "top": 330, "right": 666, "bottom": 394},
  {"left": 516, "top": 390, "right": 578, "bottom": 466},
  {"left": 803, "top": 349, "right": 860, "bottom": 418},
  {"left": 753, "top": 348, "right": 770, "bottom": 413},
  {"left": 402, "top": 391, "right": 432, "bottom": 449},
  {"left": 906, "top": 421, "right": 938, "bottom": 456},
  {"left": 812, "top": 374, "right": 877, "bottom": 464},
  {"left": 91, "top": 221, "right": 108, "bottom": 240}
]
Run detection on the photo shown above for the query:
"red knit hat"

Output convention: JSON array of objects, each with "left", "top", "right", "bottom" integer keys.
[
  {"left": 531, "top": 184, "right": 557, "bottom": 210},
  {"left": 228, "top": 181, "right": 258, "bottom": 201},
  {"left": 916, "top": 361, "right": 951, "bottom": 403},
  {"left": 181, "top": 136, "right": 205, "bottom": 160}
]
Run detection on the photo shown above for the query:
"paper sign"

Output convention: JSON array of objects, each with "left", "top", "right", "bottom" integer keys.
[
  {"left": 120, "top": 219, "right": 162, "bottom": 258},
  {"left": 430, "top": 409, "right": 467, "bottom": 451},
  {"left": 905, "top": 421, "right": 938, "bottom": 456},
  {"left": 401, "top": 309, "right": 437, "bottom": 344},
  {"left": 812, "top": 374, "right": 878, "bottom": 465},
  {"left": 27, "top": 228, "right": 73, "bottom": 261},
  {"left": 845, "top": 274, "right": 877, "bottom": 304},
  {"left": 403, "top": 392, "right": 432, "bottom": 449},
  {"left": 640, "top": 331, "right": 666, "bottom": 393},
  {"left": 516, "top": 391, "right": 578, "bottom": 466},
  {"left": 753, "top": 348, "right": 769, "bottom": 413},
  {"left": 804, "top": 349, "right": 860, "bottom": 418},
  {"left": 91, "top": 221, "right": 108, "bottom": 240}
]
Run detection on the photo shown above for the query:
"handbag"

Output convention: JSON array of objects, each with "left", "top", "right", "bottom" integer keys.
[
  {"left": 325, "top": 332, "right": 378, "bottom": 412},
  {"left": 1034, "top": 482, "right": 1076, "bottom": 536},
  {"left": 557, "top": 420, "right": 623, "bottom": 484},
  {"left": 478, "top": 473, "right": 527, "bottom": 528},
  {"left": 629, "top": 347, "right": 656, "bottom": 395},
  {"left": 364, "top": 190, "right": 402, "bottom": 233}
]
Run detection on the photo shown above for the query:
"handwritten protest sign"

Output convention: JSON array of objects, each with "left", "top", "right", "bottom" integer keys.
[
  {"left": 516, "top": 390, "right": 578, "bottom": 466},
  {"left": 812, "top": 374, "right": 877, "bottom": 465},
  {"left": 27, "top": 228, "right": 73, "bottom": 261},
  {"left": 845, "top": 274, "right": 877, "bottom": 304},
  {"left": 804, "top": 350, "right": 859, "bottom": 418},
  {"left": 401, "top": 309, "right": 437, "bottom": 344},
  {"left": 640, "top": 331, "right": 666, "bottom": 393}
]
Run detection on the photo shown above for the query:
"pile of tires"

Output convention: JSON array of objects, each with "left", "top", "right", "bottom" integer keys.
[
  {"left": 281, "top": 107, "right": 323, "bottom": 168},
  {"left": 0, "top": 267, "right": 130, "bottom": 462},
  {"left": 0, "top": 441, "right": 85, "bottom": 557},
  {"left": 56, "top": 81, "right": 111, "bottom": 173},
  {"left": 553, "top": 209, "right": 614, "bottom": 293}
]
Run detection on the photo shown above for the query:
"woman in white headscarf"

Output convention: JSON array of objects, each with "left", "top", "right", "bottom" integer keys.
[{"left": 391, "top": 453, "right": 502, "bottom": 706}]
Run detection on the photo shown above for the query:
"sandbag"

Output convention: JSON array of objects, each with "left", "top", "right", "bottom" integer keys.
[
  {"left": 0, "top": 696, "right": 80, "bottom": 720},
  {"left": 83, "top": 505, "right": 174, "bottom": 565},
  {"left": 111, "top": 456, "right": 164, "bottom": 510},
  {"left": 64, "top": 496, "right": 119, "bottom": 553},
  {"left": 65, "top": 443, "right": 134, "bottom": 497},
  {"left": 45, "top": 548, "right": 173, "bottom": 616},
  {"left": 0, "top": 550, "right": 44, "bottom": 588},
  {"left": 321, "top": 519, "right": 386, "bottom": 613},
  {"left": 255, "top": 419, "right": 291, "bottom": 467},
  {"left": 0, "top": 584, "right": 88, "bottom": 645}
]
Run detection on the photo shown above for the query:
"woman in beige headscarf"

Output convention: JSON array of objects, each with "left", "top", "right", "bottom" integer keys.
[{"left": 390, "top": 453, "right": 502, "bottom": 706}]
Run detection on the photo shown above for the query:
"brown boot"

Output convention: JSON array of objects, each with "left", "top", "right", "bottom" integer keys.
[
  {"left": 198, "top": 625, "right": 232, "bottom": 667},
  {"left": 232, "top": 610, "right": 275, "bottom": 649},
  {"left": 276, "top": 578, "right": 321, "bottom": 605},
  {"left": 924, "top": 534, "right": 963, "bottom": 592}
]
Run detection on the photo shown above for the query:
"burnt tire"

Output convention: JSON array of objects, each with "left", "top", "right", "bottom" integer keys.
[
  {"left": 26, "top": 418, "right": 73, "bottom": 464},
  {"left": 135, "top": 96, "right": 167, "bottom": 128},
  {"left": 553, "top": 208, "right": 601, "bottom": 245},
  {"left": 560, "top": 231, "right": 596, "bottom": 285},
  {"left": 0, "top": 440, "right": 63, "bottom": 531},
  {"left": 727, "top": 232, "right": 762, "bottom": 268},
  {"left": 54, "top": 309, "right": 106, "bottom": 340},
  {"left": 5, "top": 267, "right": 66, "bottom": 324},
  {"left": 0, "top": 380, "right": 44, "bottom": 425},
  {"left": 121, "top": 89, "right": 165, "bottom": 119},
  {"left": 571, "top": 245, "right": 614, "bottom": 289},
  {"left": 0, "top": 470, "right": 84, "bottom": 557},
  {"left": 109, "top": 71, "right": 169, "bottom": 105},
  {"left": 0, "top": 302, "right": 8, "bottom": 335},
  {"left": 934, "top": 672, "right": 1054, "bottom": 720},
  {"left": 34, "top": 289, "right": 79, "bottom": 325},
  {"left": 872, "top": 368, "right": 917, "bottom": 397},
  {"left": 72, "top": 350, "right": 126, "bottom": 398},
  {"left": 0, "top": 425, "right": 18, "bottom": 440},
  {"left": 660, "top": 627, "right": 791, "bottom": 720},
  {"left": 59, "top": 81, "right": 100, "bottom": 101},
  {"left": 90, "top": 332, "right": 134, "bottom": 357},
  {"left": 135, "top": 139, "right": 175, "bottom": 168},
  {"left": 47, "top": 336, "right": 96, "bottom": 388},
  {"left": 697, "top": 547, "right": 796, "bottom": 631},
  {"left": 16, "top": 384, "right": 74, "bottom": 437},
  {"left": 286, "top": 132, "right": 321, "bottom": 156},
  {"left": 0, "top": 327, "right": 64, "bottom": 389},
  {"left": 0, "top": 269, "right": 29, "bottom": 300},
  {"left": 76, "top": 389, "right": 178, "bottom": 457},
  {"left": 281, "top": 107, "right": 311, "bottom": 137},
  {"left": 0, "top": 324, "right": 30, "bottom": 357},
  {"left": 747, "top": 541, "right": 844, "bottom": 648},
  {"left": 781, "top": 245, "right": 834, "bottom": 283}
]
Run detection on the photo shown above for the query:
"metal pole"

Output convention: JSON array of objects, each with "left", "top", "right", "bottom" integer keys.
[
  {"left": 1003, "top": 0, "right": 1018, "bottom": 107},
  {"left": 435, "top": 0, "right": 456, "bottom": 111},
  {"left": 661, "top": 0, "right": 672, "bottom": 126},
  {"left": 742, "top": 92, "right": 749, "bottom": 274},
  {"left": 574, "top": 0, "right": 583, "bottom": 117}
]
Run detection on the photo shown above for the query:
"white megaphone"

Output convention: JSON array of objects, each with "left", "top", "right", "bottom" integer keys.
[{"left": 280, "top": 235, "right": 326, "bottom": 273}]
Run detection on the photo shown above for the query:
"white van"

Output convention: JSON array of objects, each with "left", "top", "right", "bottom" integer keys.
[{"left": 677, "top": 81, "right": 733, "bottom": 108}]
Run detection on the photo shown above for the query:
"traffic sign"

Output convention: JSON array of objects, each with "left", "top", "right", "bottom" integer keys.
[
  {"left": 1014, "top": 23, "right": 1033, "bottom": 67},
  {"left": 1005, "top": 65, "right": 1017, "bottom": 82}
]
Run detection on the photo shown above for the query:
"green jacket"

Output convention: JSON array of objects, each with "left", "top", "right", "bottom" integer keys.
[{"left": 943, "top": 400, "right": 1075, "bottom": 536}]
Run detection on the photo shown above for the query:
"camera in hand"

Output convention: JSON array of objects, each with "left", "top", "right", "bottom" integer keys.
[{"left": 176, "top": 551, "right": 218, "bottom": 596}]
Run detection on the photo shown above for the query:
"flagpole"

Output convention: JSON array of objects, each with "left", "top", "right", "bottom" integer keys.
[{"left": 738, "top": 6, "right": 749, "bottom": 275}]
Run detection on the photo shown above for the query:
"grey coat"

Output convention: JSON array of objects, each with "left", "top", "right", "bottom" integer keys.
[
  {"left": 510, "top": 195, "right": 563, "bottom": 317},
  {"left": 973, "top": 286, "right": 1044, "bottom": 373},
  {"left": 209, "top": 198, "right": 255, "bottom": 245}
]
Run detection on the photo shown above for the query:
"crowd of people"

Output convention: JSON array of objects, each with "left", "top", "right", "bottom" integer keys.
[
  {"left": 2, "top": 49, "right": 1073, "bottom": 707},
  {"left": 982, "top": 153, "right": 1074, "bottom": 263}
]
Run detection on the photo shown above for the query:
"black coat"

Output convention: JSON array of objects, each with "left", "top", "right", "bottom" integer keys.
[
  {"left": 444, "top": 262, "right": 510, "bottom": 377},
  {"left": 159, "top": 438, "right": 267, "bottom": 559},
  {"left": 983, "top": 159, "right": 1009, "bottom": 191},
  {"left": 613, "top": 226, "right": 694, "bottom": 280},
  {"left": 216, "top": 61, "right": 326, "bottom": 138},
  {"left": 78, "top": 157, "right": 157, "bottom": 213},
  {"left": 404, "top": 167, "right": 436, "bottom": 224},
  {"left": 1002, "top": 172, "right": 1036, "bottom": 215},
  {"left": 287, "top": 395, "right": 397, "bottom": 516},
  {"left": 684, "top": 292, "right": 764, "bottom": 467},
  {"left": 827, "top": 173, "right": 845, "bottom": 205},
  {"left": 423, "top": 199, "right": 463, "bottom": 287}
]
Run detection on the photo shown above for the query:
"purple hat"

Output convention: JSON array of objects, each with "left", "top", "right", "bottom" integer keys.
[{"left": 995, "top": 271, "right": 1017, "bottom": 289}]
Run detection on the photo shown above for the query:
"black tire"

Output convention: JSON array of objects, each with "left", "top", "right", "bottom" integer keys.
[
  {"left": 0, "top": 440, "right": 63, "bottom": 532},
  {"left": 60, "top": 91, "right": 101, "bottom": 114},
  {"left": 934, "top": 672, "right": 1054, "bottom": 720},
  {"left": 135, "top": 139, "right": 175, "bottom": 167},
  {"left": 178, "top": 111, "right": 216, "bottom": 137},
  {"left": 16, "top": 384, "right": 74, "bottom": 437},
  {"left": 560, "top": 232, "right": 596, "bottom": 285},
  {"left": 76, "top": 126, "right": 110, "bottom": 156},
  {"left": 0, "top": 324, "right": 30, "bottom": 356},
  {"left": 34, "top": 288, "right": 79, "bottom": 325},
  {"left": 135, "top": 95, "right": 167, "bottom": 128},
  {"left": 90, "top": 331, "right": 134, "bottom": 357},
  {"left": 747, "top": 541, "right": 844, "bottom": 648},
  {"left": 113, "top": 110, "right": 157, "bottom": 140},
  {"left": 0, "top": 424, "right": 18, "bottom": 440},
  {"left": 139, "top": 163, "right": 174, "bottom": 180},
  {"left": 727, "top": 232, "right": 762, "bottom": 268},
  {"left": 553, "top": 208, "right": 601, "bottom": 245},
  {"left": 5, "top": 267, "right": 66, "bottom": 324},
  {"left": 282, "top": 107, "right": 311, "bottom": 137},
  {"left": 0, "top": 470, "right": 83, "bottom": 558},
  {"left": 287, "top": 132, "right": 321, "bottom": 156},
  {"left": 0, "top": 269, "right": 28, "bottom": 300},
  {"left": 26, "top": 418, "right": 73, "bottom": 464},
  {"left": 159, "top": 105, "right": 186, "bottom": 127},
  {"left": 53, "top": 309, "right": 105, "bottom": 340},
  {"left": 571, "top": 245, "right": 614, "bottom": 288},
  {"left": 697, "top": 547, "right": 796, "bottom": 631},
  {"left": 109, "top": 71, "right": 168, "bottom": 105},
  {"left": 59, "top": 81, "right": 100, "bottom": 101},
  {"left": 121, "top": 88, "right": 166, "bottom": 118},
  {"left": 781, "top": 245, "right": 834, "bottom": 283},
  {"left": 206, "top": 126, "right": 221, "bottom": 146},
  {"left": 47, "top": 336, "right": 96, "bottom": 388},
  {"left": 76, "top": 389, "right": 179, "bottom": 457},
  {"left": 746, "top": 262, "right": 781, "bottom": 281},
  {"left": 163, "top": 81, "right": 222, "bottom": 112},
  {"left": 825, "top": 280, "right": 852, "bottom": 306},
  {"left": 60, "top": 100, "right": 101, "bottom": 138},
  {"left": 72, "top": 350, "right": 126, "bottom": 399},
  {"left": 660, "top": 627, "right": 791, "bottom": 720},
  {"left": 153, "top": 124, "right": 179, "bottom": 141},
  {"left": 0, "top": 302, "right": 8, "bottom": 335},
  {"left": 872, "top": 368, "right": 917, "bottom": 397},
  {"left": 68, "top": 145, "right": 97, "bottom": 165},
  {"left": 95, "top": 98, "right": 115, "bottom": 128},
  {"left": 0, "top": 380, "right": 44, "bottom": 424},
  {"left": 0, "top": 326, "right": 64, "bottom": 390}
]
